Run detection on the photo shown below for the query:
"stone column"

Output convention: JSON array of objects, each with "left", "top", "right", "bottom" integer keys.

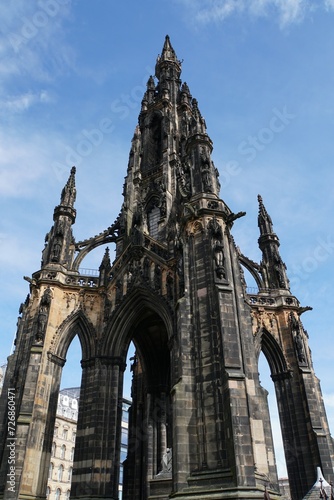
[{"left": 71, "top": 356, "right": 125, "bottom": 499}]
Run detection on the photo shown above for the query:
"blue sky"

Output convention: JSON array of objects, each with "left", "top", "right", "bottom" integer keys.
[{"left": 1, "top": 0, "right": 334, "bottom": 479}]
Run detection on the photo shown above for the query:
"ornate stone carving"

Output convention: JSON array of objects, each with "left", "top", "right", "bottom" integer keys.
[
  {"left": 208, "top": 216, "right": 226, "bottom": 279},
  {"left": 36, "top": 287, "right": 52, "bottom": 343},
  {"left": 290, "top": 312, "right": 307, "bottom": 365}
]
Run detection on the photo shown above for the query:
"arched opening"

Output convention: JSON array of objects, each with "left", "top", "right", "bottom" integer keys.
[
  {"left": 120, "top": 306, "right": 172, "bottom": 500},
  {"left": 258, "top": 352, "right": 287, "bottom": 480},
  {"left": 239, "top": 260, "right": 263, "bottom": 292},
  {"left": 46, "top": 331, "right": 84, "bottom": 499},
  {"left": 118, "top": 343, "right": 134, "bottom": 500},
  {"left": 78, "top": 242, "right": 114, "bottom": 275},
  {"left": 257, "top": 331, "right": 292, "bottom": 498}
]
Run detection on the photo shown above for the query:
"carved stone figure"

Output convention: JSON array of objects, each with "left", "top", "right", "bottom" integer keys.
[
  {"left": 208, "top": 217, "right": 226, "bottom": 279},
  {"left": 36, "top": 287, "right": 52, "bottom": 343}
]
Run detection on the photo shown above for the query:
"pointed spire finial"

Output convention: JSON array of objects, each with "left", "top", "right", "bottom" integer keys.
[
  {"left": 155, "top": 35, "right": 182, "bottom": 81},
  {"left": 257, "top": 194, "right": 273, "bottom": 235},
  {"left": 100, "top": 247, "right": 111, "bottom": 270},
  {"left": 161, "top": 35, "right": 177, "bottom": 62},
  {"left": 60, "top": 166, "right": 77, "bottom": 207},
  {"left": 257, "top": 195, "right": 290, "bottom": 290},
  {"left": 99, "top": 247, "right": 112, "bottom": 286}
]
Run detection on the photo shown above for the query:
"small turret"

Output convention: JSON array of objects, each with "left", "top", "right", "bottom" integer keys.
[
  {"left": 257, "top": 195, "right": 289, "bottom": 290},
  {"left": 99, "top": 247, "right": 111, "bottom": 286},
  {"left": 41, "top": 167, "right": 77, "bottom": 269}
]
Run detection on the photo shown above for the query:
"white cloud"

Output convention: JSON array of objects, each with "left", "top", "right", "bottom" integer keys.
[
  {"left": 176, "top": 0, "right": 333, "bottom": 27},
  {"left": 324, "top": 394, "right": 334, "bottom": 407},
  {"left": 0, "top": 90, "right": 52, "bottom": 113},
  {"left": 0, "top": 0, "right": 74, "bottom": 84},
  {"left": 195, "top": 0, "right": 245, "bottom": 23},
  {"left": 325, "top": 0, "right": 334, "bottom": 10}
]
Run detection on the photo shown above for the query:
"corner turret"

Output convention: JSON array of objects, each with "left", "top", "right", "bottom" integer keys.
[
  {"left": 41, "top": 167, "right": 77, "bottom": 269},
  {"left": 257, "top": 194, "right": 290, "bottom": 290}
]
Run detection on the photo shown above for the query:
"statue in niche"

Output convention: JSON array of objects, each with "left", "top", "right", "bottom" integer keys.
[
  {"left": 158, "top": 177, "right": 167, "bottom": 217},
  {"left": 295, "top": 333, "right": 307, "bottom": 364},
  {"left": 290, "top": 312, "right": 307, "bottom": 365},
  {"left": 52, "top": 236, "right": 62, "bottom": 262},
  {"left": 177, "top": 159, "right": 191, "bottom": 197},
  {"left": 273, "top": 250, "right": 287, "bottom": 288},
  {"left": 36, "top": 287, "right": 52, "bottom": 343},
  {"left": 200, "top": 147, "right": 212, "bottom": 192},
  {"left": 214, "top": 165, "right": 221, "bottom": 191},
  {"left": 157, "top": 448, "right": 172, "bottom": 476},
  {"left": 208, "top": 216, "right": 226, "bottom": 279}
]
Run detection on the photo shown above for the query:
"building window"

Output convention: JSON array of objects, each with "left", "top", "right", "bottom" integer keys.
[
  {"left": 51, "top": 442, "right": 56, "bottom": 457},
  {"left": 49, "top": 462, "right": 54, "bottom": 480},
  {"left": 68, "top": 467, "right": 72, "bottom": 482},
  {"left": 58, "top": 464, "right": 64, "bottom": 482},
  {"left": 70, "top": 447, "right": 74, "bottom": 461},
  {"left": 121, "top": 428, "right": 128, "bottom": 446},
  {"left": 122, "top": 408, "right": 129, "bottom": 424},
  {"left": 120, "top": 446, "right": 127, "bottom": 464},
  {"left": 66, "top": 490, "right": 70, "bottom": 500},
  {"left": 60, "top": 445, "right": 66, "bottom": 459},
  {"left": 72, "top": 431, "right": 76, "bottom": 442},
  {"left": 54, "top": 426, "right": 59, "bottom": 437},
  {"left": 63, "top": 429, "right": 68, "bottom": 440},
  {"left": 55, "top": 488, "right": 61, "bottom": 500},
  {"left": 148, "top": 206, "right": 160, "bottom": 238},
  {"left": 46, "top": 487, "right": 50, "bottom": 499}
]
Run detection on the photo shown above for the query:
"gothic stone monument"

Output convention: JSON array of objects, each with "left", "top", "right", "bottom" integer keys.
[{"left": 0, "top": 36, "right": 333, "bottom": 500}]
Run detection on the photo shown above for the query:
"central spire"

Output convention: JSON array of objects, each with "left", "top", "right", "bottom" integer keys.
[
  {"left": 155, "top": 34, "right": 182, "bottom": 81},
  {"left": 119, "top": 36, "right": 221, "bottom": 250}
]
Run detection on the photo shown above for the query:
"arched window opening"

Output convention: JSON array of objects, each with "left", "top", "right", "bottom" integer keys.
[
  {"left": 258, "top": 352, "right": 289, "bottom": 485},
  {"left": 148, "top": 205, "right": 160, "bottom": 239},
  {"left": 58, "top": 464, "right": 64, "bottom": 482},
  {"left": 145, "top": 114, "right": 162, "bottom": 170},
  {"left": 55, "top": 488, "right": 61, "bottom": 500},
  {"left": 48, "top": 462, "right": 54, "bottom": 480}
]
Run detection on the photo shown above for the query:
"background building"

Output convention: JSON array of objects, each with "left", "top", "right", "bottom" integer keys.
[
  {"left": 46, "top": 388, "right": 131, "bottom": 500},
  {"left": 47, "top": 388, "right": 79, "bottom": 500}
]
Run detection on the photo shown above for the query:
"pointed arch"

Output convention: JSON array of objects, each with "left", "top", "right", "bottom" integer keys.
[
  {"left": 239, "top": 254, "right": 264, "bottom": 290},
  {"left": 259, "top": 328, "right": 289, "bottom": 379},
  {"left": 49, "top": 309, "right": 96, "bottom": 362},
  {"left": 102, "top": 285, "right": 174, "bottom": 360}
]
